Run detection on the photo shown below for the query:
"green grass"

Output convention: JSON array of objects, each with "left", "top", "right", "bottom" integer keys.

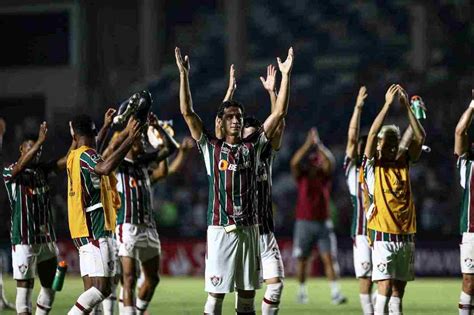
[{"left": 2, "top": 276, "right": 460, "bottom": 314}]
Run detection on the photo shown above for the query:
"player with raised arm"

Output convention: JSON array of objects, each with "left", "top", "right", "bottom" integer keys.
[
  {"left": 290, "top": 128, "right": 346, "bottom": 305},
  {"left": 3, "top": 121, "right": 75, "bottom": 315},
  {"left": 362, "top": 84, "right": 425, "bottom": 315},
  {"left": 112, "top": 112, "right": 178, "bottom": 315},
  {"left": 67, "top": 115, "right": 141, "bottom": 315},
  {"left": 454, "top": 89, "right": 474, "bottom": 315},
  {"left": 344, "top": 86, "right": 374, "bottom": 314},
  {"left": 175, "top": 46, "right": 293, "bottom": 315}
]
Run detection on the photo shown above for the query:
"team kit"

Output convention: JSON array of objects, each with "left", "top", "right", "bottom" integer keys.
[{"left": 1, "top": 47, "right": 473, "bottom": 315}]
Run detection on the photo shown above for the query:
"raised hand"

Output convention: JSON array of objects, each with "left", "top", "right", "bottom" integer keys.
[
  {"left": 127, "top": 118, "right": 142, "bottom": 141},
  {"left": 37, "top": 121, "right": 48, "bottom": 144},
  {"left": 0, "top": 118, "right": 6, "bottom": 137},
  {"left": 277, "top": 47, "right": 294, "bottom": 75},
  {"left": 356, "top": 86, "right": 368, "bottom": 108},
  {"left": 260, "top": 64, "right": 277, "bottom": 92},
  {"left": 398, "top": 85, "right": 410, "bottom": 107},
  {"left": 180, "top": 137, "right": 195, "bottom": 151},
  {"left": 384, "top": 84, "right": 399, "bottom": 105},
  {"left": 228, "top": 64, "right": 237, "bottom": 91},
  {"left": 175, "top": 47, "right": 190, "bottom": 75},
  {"left": 104, "top": 108, "right": 116, "bottom": 126},
  {"left": 305, "top": 127, "right": 320, "bottom": 147}
]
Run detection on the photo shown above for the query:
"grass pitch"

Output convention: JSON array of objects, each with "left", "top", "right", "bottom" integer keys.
[{"left": 2, "top": 276, "right": 459, "bottom": 314}]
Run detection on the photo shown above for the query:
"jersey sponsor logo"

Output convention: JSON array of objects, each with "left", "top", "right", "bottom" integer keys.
[
  {"left": 210, "top": 275, "right": 222, "bottom": 287},
  {"left": 218, "top": 159, "right": 250, "bottom": 172}
]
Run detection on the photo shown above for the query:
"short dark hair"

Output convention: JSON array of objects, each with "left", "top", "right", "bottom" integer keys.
[
  {"left": 216, "top": 100, "right": 245, "bottom": 119},
  {"left": 243, "top": 116, "right": 262, "bottom": 129},
  {"left": 71, "top": 114, "right": 97, "bottom": 138},
  {"left": 21, "top": 133, "right": 37, "bottom": 144}
]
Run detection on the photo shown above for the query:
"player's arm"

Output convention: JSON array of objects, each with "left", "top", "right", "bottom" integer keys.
[
  {"left": 175, "top": 47, "right": 203, "bottom": 141},
  {"left": 364, "top": 84, "right": 399, "bottom": 159},
  {"left": 399, "top": 86, "right": 426, "bottom": 161},
  {"left": 263, "top": 47, "right": 294, "bottom": 139},
  {"left": 455, "top": 90, "right": 474, "bottom": 156},
  {"left": 223, "top": 64, "right": 236, "bottom": 102},
  {"left": 317, "top": 135, "right": 336, "bottom": 176},
  {"left": 55, "top": 128, "right": 78, "bottom": 172},
  {"left": 168, "top": 137, "right": 194, "bottom": 176},
  {"left": 96, "top": 108, "right": 116, "bottom": 151},
  {"left": 290, "top": 128, "right": 316, "bottom": 179},
  {"left": 346, "top": 86, "right": 367, "bottom": 159},
  {"left": 150, "top": 160, "right": 168, "bottom": 183},
  {"left": 10, "top": 122, "right": 47, "bottom": 179},
  {"left": 94, "top": 119, "right": 142, "bottom": 176},
  {"left": 260, "top": 64, "right": 285, "bottom": 150}
]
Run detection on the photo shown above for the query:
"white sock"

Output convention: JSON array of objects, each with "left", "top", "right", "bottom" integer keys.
[
  {"left": 298, "top": 283, "right": 307, "bottom": 295},
  {"left": 118, "top": 286, "right": 125, "bottom": 314},
  {"left": 102, "top": 283, "right": 117, "bottom": 315},
  {"left": 35, "top": 287, "right": 55, "bottom": 315},
  {"left": 262, "top": 282, "right": 283, "bottom": 315},
  {"left": 122, "top": 306, "right": 136, "bottom": 315},
  {"left": 203, "top": 295, "right": 223, "bottom": 315},
  {"left": 16, "top": 287, "right": 33, "bottom": 313},
  {"left": 459, "top": 291, "right": 472, "bottom": 315},
  {"left": 330, "top": 281, "right": 341, "bottom": 296},
  {"left": 374, "top": 294, "right": 389, "bottom": 315},
  {"left": 68, "top": 287, "right": 105, "bottom": 315},
  {"left": 136, "top": 298, "right": 149, "bottom": 315},
  {"left": 388, "top": 296, "right": 402, "bottom": 315},
  {"left": 236, "top": 296, "right": 255, "bottom": 313},
  {"left": 360, "top": 293, "right": 374, "bottom": 315}
]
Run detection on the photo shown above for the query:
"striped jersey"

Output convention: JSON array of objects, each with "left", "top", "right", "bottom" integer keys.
[
  {"left": 256, "top": 144, "right": 275, "bottom": 235},
  {"left": 344, "top": 156, "right": 367, "bottom": 236},
  {"left": 3, "top": 161, "right": 57, "bottom": 245},
  {"left": 197, "top": 131, "right": 268, "bottom": 226},
  {"left": 73, "top": 149, "right": 110, "bottom": 245},
  {"left": 115, "top": 158, "right": 154, "bottom": 227},
  {"left": 457, "top": 154, "right": 474, "bottom": 233}
]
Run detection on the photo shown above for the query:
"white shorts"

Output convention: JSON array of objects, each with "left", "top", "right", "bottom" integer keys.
[
  {"left": 460, "top": 233, "right": 474, "bottom": 274},
  {"left": 205, "top": 225, "right": 261, "bottom": 293},
  {"left": 116, "top": 223, "right": 161, "bottom": 263},
  {"left": 12, "top": 242, "right": 58, "bottom": 280},
  {"left": 372, "top": 240, "right": 415, "bottom": 282},
  {"left": 111, "top": 237, "right": 121, "bottom": 276},
  {"left": 79, "top": 237, "right": 115, "bottom": 278},
  {"left": 259, "top": 232, "right": 285, "bottom": 280},
  {"left": 353, "top": 235, "right": 372, "bottom": 278}
]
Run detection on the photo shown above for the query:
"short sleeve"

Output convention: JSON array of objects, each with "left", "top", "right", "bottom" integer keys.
[
  {"left": 362, "top": 155, "right": 375, "bottom": 197},
  {"left": 80, "top": 149, "right": 103, "bottom": 175},
  {"left": 197, "top": 132, "right": 212, "bottom": 176},
  {"left": 458, "top": 153, "right": 473, "bottom": 189},
  {"left": 344, "top": 156, "right": 357, "bottom": 196},
  {"left": 3, "top": 165, "right": 13, "bottom": 183}
]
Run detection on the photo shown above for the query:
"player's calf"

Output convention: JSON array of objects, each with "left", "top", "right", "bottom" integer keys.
[
  {"left": 35, "top": 287, "right": 55, "bottom": 315},
  {"left": 236, "top": 290, "right": 256, "bottom": 315},
  {"left": 204, "top": 293, "right": 224, "bottom": 315},
  {"left": 16, "top": 281, "right": 34, "bottom": 315},
  {"left": 459, "top": 274, "right": 474, "bottom": 315},
  {"left": 262, "top": 280, "right": 283, "bottom": 315}
]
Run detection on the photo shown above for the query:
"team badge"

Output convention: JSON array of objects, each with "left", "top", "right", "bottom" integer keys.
[
  {"left": 242, "top": 146, "right": 249, "bottom": 156},
  {"left": 377, "top": 263, "right": 387, "bottom": 273},
  {"left": 465, "top": 258, "right": 473, "bottom": 269},
  {"left": 18, "top": 264, "right": 28, "bottom": 274},
  {"left": 108, "top": 260, "right": 115, "bottom": 272},
  {"left": 210, "top": 275, "right": 221, "bottom": 287},
  {"left": 361, "top": 262, "right": 370, "bottom": 270},
  {"left": 125, "top": 243, "right": 134, "bottom": 252}
]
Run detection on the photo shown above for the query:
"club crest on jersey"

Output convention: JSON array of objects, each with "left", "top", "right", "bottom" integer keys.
[
  {"left": 242, "top": 146, "right": 249, "bottom": 156},
  {"left": 377, "top": 263, "right": 387, "bottom": 273},
  {"left": 465, "top": 258, "right": 474, "bottom": 269},
  {"left": 210, "top": 275, "right": 221, "bottom": 286},
  {"left": 108, "top": 260, "right": 115, "bottom": 272},
  {"left": 18, "top": 264, "right": 28, "bottom": 274}
]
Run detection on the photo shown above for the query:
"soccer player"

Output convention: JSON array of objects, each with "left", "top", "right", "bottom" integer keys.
[
  {"left": 362, "top": 84, "right": 425, "bottom": 315},
  {"left": 290, "top": 128, "right": 346, "bottom": 305},
  {"left": 3, "top": 121, "right": 74, "bottom": 315},
  {"left": 344, "top": 86, "right": 374, "bottom": 314},
  {"left": 454, "top": 89, "right": 474, "bottom": 315},
  {"left": 67, "top": 115, "right": 141, "bottom": 315},
  {"left": 224, "top": 63, "right": 286, "bottom": 314},
  {"left": 175, "top": 46, "right": 293, "bottom": 315},
  {"left": 111, "top": 113, "right": 178, "bottom": 315}
]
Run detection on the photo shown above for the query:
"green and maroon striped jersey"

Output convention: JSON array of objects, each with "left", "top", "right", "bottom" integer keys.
[
  {"left": 256, "top": 144, "right": 275, "bottom": 235},
  {"left": 344, "top": 156, "right": 367, "bottom": 236},
  {"left": 197, "top": 131, "right": 268, "bottom": 226},
  {"left": 3, "top": 161, "right": 57, "bottom": 245},
  {"left": 115, "top": 158, "right": 154, "bottom": 227},
  {"left": 458, "top": 154, "right": 474, "bottom": 233},
  {"left": 75, "top": 148, "right": 109, "bottom": 241}
]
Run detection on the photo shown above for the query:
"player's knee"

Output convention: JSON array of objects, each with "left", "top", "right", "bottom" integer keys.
[
  {"left": 237, "top": 289, "right": 255, "bottom": 298},
  {"left": 236, "top": 291, "right": 255, "bottom": 313},
  {"left": 122, "top": 271, "right": 137, "bottom": 288},
  {"left": 264, "top": 281, "right": 284, "bottom": 303},
  {"left": 463, "top": 276, "right": 474, "bottom": 294},
  {"left": 146, "top": 273, "right": 160, "bottom": 288},
  {"left": 16, "top": 287, "right": 33, "bottom": 313}
]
